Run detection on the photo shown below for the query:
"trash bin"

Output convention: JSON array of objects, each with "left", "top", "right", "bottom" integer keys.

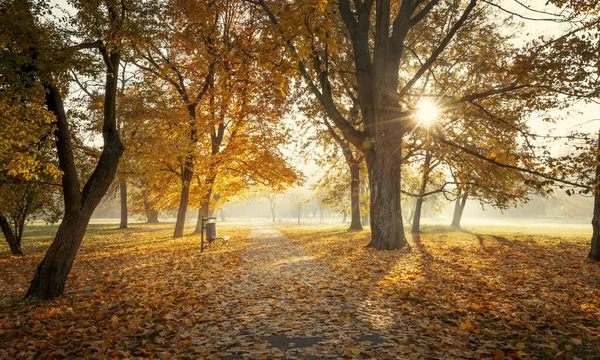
[{"left": 205, "top": 217, "right": 217, "bottom": 241}]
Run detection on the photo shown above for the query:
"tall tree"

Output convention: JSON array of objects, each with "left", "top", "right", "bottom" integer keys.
[
  {"left": 133, "top": 0, "right": 216, "bottom": 238},
  {"left": 247, "top": 0, "right": 541, "bottom": 249},
  {"left": 0, "top": 0, "right": 146, "bottom": 299}
]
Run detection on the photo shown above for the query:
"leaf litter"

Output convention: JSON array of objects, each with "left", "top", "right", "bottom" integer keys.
[{"left": 0, "top": 222, "right": 599, "bottom": 359}]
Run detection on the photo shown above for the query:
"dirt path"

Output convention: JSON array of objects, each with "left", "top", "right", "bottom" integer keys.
[{"left": 196, "top": 222, "right": 401, "bottom": 359}]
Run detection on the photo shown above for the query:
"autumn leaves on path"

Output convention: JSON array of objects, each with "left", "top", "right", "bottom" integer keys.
[{"left": 217, "top": 223, "right": 397, "bottom": 359}]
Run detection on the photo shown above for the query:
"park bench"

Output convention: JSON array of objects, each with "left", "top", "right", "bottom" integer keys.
[{"left": 200, "top": 217, "right": 229, "bottom": 253}]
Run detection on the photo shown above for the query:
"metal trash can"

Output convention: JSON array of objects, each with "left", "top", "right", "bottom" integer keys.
[{"left": 205, "top": 217, "right": 217, "bottom": 241}]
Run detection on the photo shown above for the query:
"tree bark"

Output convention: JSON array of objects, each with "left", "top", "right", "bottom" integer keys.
[
  {"left": 173, "top": 164, "right": 193, "bottom": 238},
  {"left": 119, "top": 181, "right": 127, "bottom": 229},
  {"left": 411, "top": 149, "right": 432, "bottom": 233},
  {"left": 147, "top": 209, "right": 159, "bottom": 223},
  {"left": 0, "top": 214, "right": 22, "bottom": 255},
  {"left": 143, "top": 192, "right": 159, "bottom": 223},
  {"left": 411, "top": 197, "right": 424, "bottom": 233},
  {"left": 348, "top": 161, "right": 363, "bottom": 231},
  {"left": 588, "top": 131, "right": 600, "bottom": 261},
  {"left": 174, "top": 103, "right": 200, "bottom": 238},
  {"left": 194, "top": 177, "right": 215, "bottom": 233},
  {"left": 366, "top": 152, "right": 407, "bottom": 249},
  {"left": 451, "top": 191, "right": 468, "bottom": 228},
  {"left": 27, "top": 48, "right": 124, "bottom": 299}
]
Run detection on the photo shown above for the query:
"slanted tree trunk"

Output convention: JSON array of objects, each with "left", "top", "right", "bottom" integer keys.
[
  {"left": 27, "top": 50, "right": 124, "bottom": 300},
  {"left": 173, "top": 163, "right": 193, "bottom": 238},
  {"left": 588, "top": 132, "right": 600, "bottom": 261},
  {"left": 119, "top": 181, "right": 127, "bottom": 229},
  {"left": 0, "top": 214, "right": 22, "bottom": 255},
  {"left": 451, "top": 191, "right": 468, "bottom": 228}
]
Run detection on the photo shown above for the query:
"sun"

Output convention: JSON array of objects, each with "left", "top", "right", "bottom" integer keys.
[{"left": 415, "top": 99, "right": 440, "bottom": 127}]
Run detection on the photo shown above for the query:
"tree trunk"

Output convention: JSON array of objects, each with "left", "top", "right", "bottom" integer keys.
[
  {"left": 271, "top": 202, "right": 276, "bottom": 222},
  {"left": 297, "top": 207, "right": 301, "bottom": 224},
  {"left": 588, "top": 131, "right": 600, "bottom": 261},
  {"left": 411, "top": 149, "right": 432, "bottom": 233},
  {"left": 348, "top": 161, "right": 363, "bottom": 231},
  {"left": 143, "top": 193, "right": 159, "bottom": 223},
  {"left": 0, "top": 214, "right": 22, "bottom": 255},
  {"left": 173, "top": 163, "right": 193, "bottom": 238},
  {"left": 366, "top": 154, "right": 407, "bottom": 250},
  {"left": 27, "top": 53, "right": 124, "bottom": 299},
  {"left": 194, "top": 182, "right": 214, "bottom": 233},
  {"left": 361, "top": 213, "right": 369, "bottom": 226},
  {"left": 219, "top": 208, "right": 225, "bottom": 221},
  {"left": 411, "top": 197, "right": 424, "bottom": 233},
  {"left": 451, "top": 191, "right": 468, "bottom": 228},
  {"left": 174, "top": 103, "right": 200, "bottom": 239},
  {"left": 119, "top": 181, "right": 127, "bottom": 229},
  {"left": 342, "top": 211, "right": 347, "bottom": 223},
  {"left": 319, "top": 206, "right": 324, "bottom": 223},
  {"left": 147, "top": 209, "right": 159, "bottom": 223}
]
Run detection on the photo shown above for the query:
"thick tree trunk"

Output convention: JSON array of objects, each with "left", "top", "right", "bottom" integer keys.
[
  {"left": 349, "top": 162, "right": 363, "bottom": 231},
  {"left": 0, "top": 214, "right": 22, "bottom": 255},
  {"left": 588, "top": 132, "right": 600, "bottom": 261},
  {"left": 366, "top": 154, "right": 407, "bottom": 250},
  {"left": 147, "top": 209, "right": 159, "bottom": 223},
  {"left": 173, "top": 164, "right": 193, "bottom": 238},
  {"left": 119, "top": 181, "right": 127, "bottom": 229},
  {"left": 27, "top": 209, "right": 91, "bottom": 299},
  {"left": 451, "top": 191, "right": 468, "bottom": 228},
  {"left": 27, "top": 61, "right": 124, "bottom": 299}
]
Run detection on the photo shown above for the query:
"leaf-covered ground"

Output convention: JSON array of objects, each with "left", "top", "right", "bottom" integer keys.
[{"left": 0, "top": 221, "right": 599, "bottom": 359}]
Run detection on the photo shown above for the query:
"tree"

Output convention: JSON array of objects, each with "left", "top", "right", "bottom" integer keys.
[
  {"left": 133, "top": 0, "right": 216, "bottom": 238},
  {"left": 0, "top": 177, "right": 61, "bottom": 255},
  {"left": 247, "top": 0, "right": 544, "bottom": 249},
  {"left": 0, "top": 0, "right": 151, "bottom": 299}
]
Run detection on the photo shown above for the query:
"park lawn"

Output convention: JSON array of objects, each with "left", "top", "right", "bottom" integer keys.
[
  {"left": 0, "top": 222, "right": 250, "bottom": 359},
  {"left": 275, "top": 222, "right": 600, "bottom": 359}
]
